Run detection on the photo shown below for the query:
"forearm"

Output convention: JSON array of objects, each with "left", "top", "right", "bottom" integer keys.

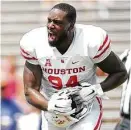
[
  {"left": 100, "top": 70, "right": 127, "bottom": 92},
  {"left": 25, "top": 87, "right": 48, "bottom": 111}
]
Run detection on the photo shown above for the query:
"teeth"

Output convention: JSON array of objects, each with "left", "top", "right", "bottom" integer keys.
[{"left": 49, "top": 31, "right": 55, "bottom": 35}]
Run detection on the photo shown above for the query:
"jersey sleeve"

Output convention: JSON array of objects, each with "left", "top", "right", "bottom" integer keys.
[
  {"left": 88, "top": 27, "right": 111, "bottom": 63},
  {"left": 20, "top": 32, "right": 39, "bottom": 65}
]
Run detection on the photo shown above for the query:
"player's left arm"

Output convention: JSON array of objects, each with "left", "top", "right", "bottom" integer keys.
[
  {"left": 88, "top": 27, "right": 128, "bottom": 92},
  {"left": 78, "top": 27, "right": 128, "bottom": 102},
  {"left": 96, "top": 51, "right": 128, "bottom": 92}
]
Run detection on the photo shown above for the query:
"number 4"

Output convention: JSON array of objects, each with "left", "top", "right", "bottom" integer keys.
[{"left": 48, "top": 75, "right": 78, "bottom": 90}]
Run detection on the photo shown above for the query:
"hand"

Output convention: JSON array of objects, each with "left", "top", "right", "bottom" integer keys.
[
  {"left": 78, "top": 83, "right": 105, "bottom": 103},
  {"left": 47, "top": 88, "right": 80, "bottom": 115}
]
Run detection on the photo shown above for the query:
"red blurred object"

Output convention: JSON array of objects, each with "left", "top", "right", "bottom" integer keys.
[{"left": 1, "top": 56, "right": 21, "bottom": 99}]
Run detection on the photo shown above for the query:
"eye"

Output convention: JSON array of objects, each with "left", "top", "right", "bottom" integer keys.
[
  {"left": 53, "top": 20, "right": 63, "bottom": 25},
  {"left": 48, "top": 18, "right": 52, "bottom": 23},
  {"left": 47, "top": 18, "right": 63, "bottom": 25}
]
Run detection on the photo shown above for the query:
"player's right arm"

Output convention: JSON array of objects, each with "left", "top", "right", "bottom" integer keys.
[
  {"left": 24, "top": 61, "right": 48, "bottom": 111},
  {"left": 20, "top": 31, "right": 48, "bottom": 111}
]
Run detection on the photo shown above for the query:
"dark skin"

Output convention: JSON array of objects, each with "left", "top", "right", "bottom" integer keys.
[
  {"left": 47, "top": 8, "right": 74, "bottom": 54},
  {"left": 97, "top": 51, "right": 127, "bottom": 91},
  {"left": 23, "top": 8, "right": 127, "bottom": 111}
]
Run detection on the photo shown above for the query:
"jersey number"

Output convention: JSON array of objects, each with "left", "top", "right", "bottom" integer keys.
[{"left": 48, "top": 75, "right": 78, "bottom": 90}]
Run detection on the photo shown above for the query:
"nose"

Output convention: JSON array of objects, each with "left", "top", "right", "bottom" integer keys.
[{"left": 48, "top": 21, "right": 55, "bottom": 29}]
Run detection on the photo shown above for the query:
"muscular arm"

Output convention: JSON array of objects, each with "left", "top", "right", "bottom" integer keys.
[
  {"left": 23, "top": 61, "right": 48, "bottom": 111},
  {"left": 96, "top": 51, "right": 128, "bottom": 92}
]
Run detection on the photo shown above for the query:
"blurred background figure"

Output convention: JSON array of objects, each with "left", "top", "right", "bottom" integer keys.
[
  {"left": 1, "top": 56, "right": 22, "bottom": 100},
  {"left": 115, "top": 49, "right": 131, "bottom": 130},
  {"left": 1, "top": 55, "right": 28, "bottom": 112},
  {"left": 1, "top": 56, "right": 42, "bottom": 130},
  {"left": 1, "top": 69, "right": 23, "bottom": 130}
]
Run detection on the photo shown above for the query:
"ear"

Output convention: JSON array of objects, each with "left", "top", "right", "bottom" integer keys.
[{"left": 68, "top": 23, "right": 74, "bottom": 31}]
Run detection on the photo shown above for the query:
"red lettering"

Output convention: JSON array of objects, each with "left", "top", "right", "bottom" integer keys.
[
  {"left": 66, "top": 75, "right": 78, "bottom": 87},
  {"left": 48, "top": 75, "right": 78, "bottom": 90},
  {"left": 48, "top": 76, "right": 62, "bottom": 90},
  {"left": 45, "top": 59, "right": 52, "bottom": 66}
]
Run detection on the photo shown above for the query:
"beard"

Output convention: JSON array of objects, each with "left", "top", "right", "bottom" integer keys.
[{"left": 49, "top": 32, "right": 68, "bottom": 47}]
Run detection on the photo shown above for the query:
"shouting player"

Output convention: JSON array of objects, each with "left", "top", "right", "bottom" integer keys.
[{"left": 20, "top": 3, "right": 127, "bottom": 130}]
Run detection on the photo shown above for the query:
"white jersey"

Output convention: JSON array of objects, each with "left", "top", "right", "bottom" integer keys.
[{"left": 20, "top": 24, "right": 111, "bottom": 100}]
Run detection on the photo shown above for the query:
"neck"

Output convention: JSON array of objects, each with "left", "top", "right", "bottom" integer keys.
[{"left": 56, "top": 30, "right": 74, "bottom": 54}]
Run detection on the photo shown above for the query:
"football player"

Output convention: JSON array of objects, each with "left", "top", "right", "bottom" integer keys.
[
  {"left": 20, "top": 3, "right": 127, "bottom": 130},
  {"left": 115, "top": 49, "right": 131, "bottom": 130}
]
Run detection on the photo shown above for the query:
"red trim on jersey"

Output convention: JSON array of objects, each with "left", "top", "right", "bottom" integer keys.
[
  {"left": 94, "top": 97, "right": 103, "bottom": 130},
  {"left": 93, "top": 41, "right": 110, "bottom": 59},
  {"left": 98, "top": 35, "right": 108, "bottom": 51},
  {"left": 20, "top": 47, "right": 38, "bottom": 60},
  {"left": 21, "top": 52, "right": 37, "bottom": 60},
  {"left": 20, "top": 47, "right": 29, "bottom": 55}
]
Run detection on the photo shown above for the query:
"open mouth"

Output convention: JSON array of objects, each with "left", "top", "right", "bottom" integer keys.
[{"left": 48, "top": 32, "right": 57, "bottom": 41}]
